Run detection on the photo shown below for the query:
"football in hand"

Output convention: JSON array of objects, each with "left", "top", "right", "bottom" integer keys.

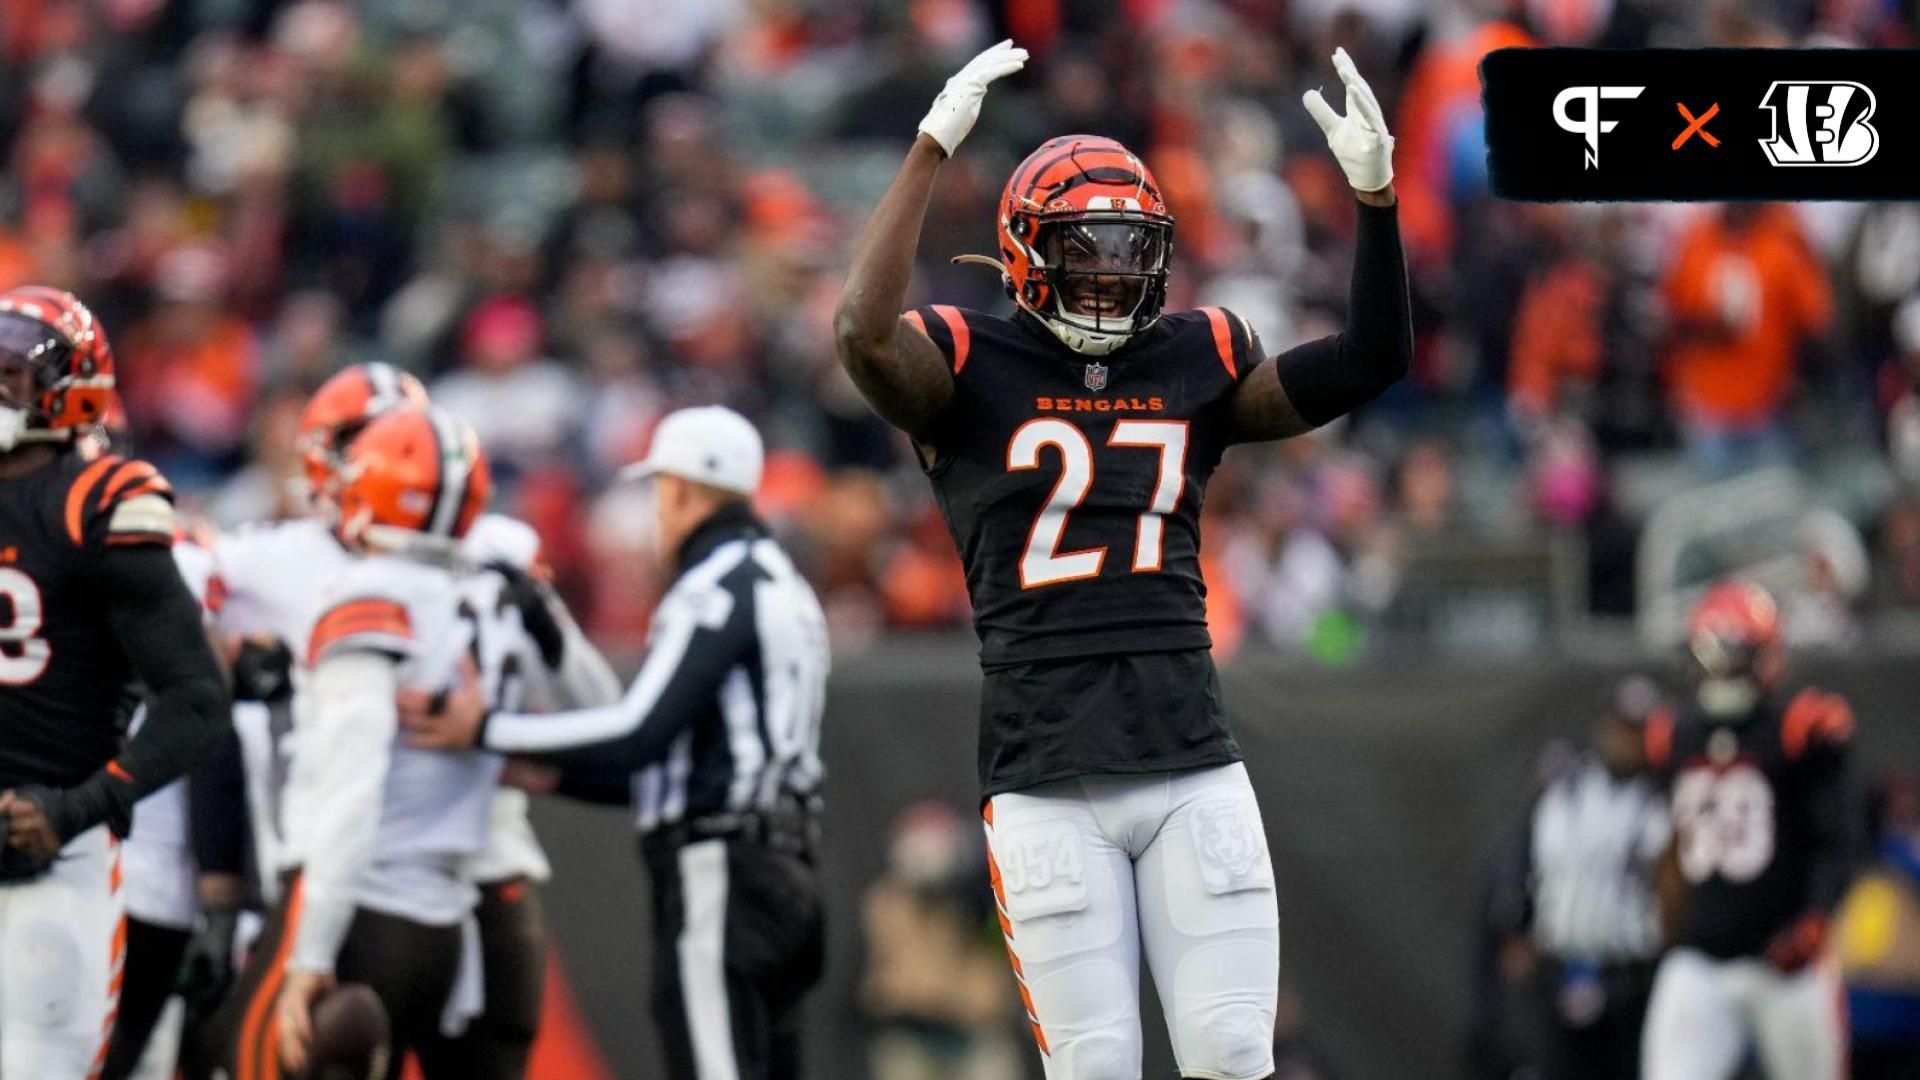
[{"left": 307, "top": 983, "right": 390, "bottom": 1080}]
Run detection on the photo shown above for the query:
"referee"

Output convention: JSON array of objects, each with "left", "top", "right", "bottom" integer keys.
[
  {"left": 1492, "top": 676, "right": 1671, "bottom": 1080},
  {"left": 403, "top": 405, "right": 830, "bottom": 1079}
]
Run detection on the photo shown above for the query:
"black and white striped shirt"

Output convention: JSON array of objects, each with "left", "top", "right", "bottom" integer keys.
[
  {"left": 1526, "top": 757, "right": 1670, "bottom": 962},
  {"left": 479, "top": 504, "right": 830, "bottom": 832}
]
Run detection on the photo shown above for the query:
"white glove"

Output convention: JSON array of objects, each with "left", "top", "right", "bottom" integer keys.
[
  {"left": 1303, "top": 46, "right": 1395, "bottom": 193},
  {"left": 917, "top": 39, "right": 1029, "bottom": 157}
]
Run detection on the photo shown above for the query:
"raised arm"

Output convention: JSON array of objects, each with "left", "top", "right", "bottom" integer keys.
[
  {"left": 833, "top": 40, "right": 1026, "bottom": 440},
  {"left": 1228, "top": 47, "right": 1411, "bottom": 443}
]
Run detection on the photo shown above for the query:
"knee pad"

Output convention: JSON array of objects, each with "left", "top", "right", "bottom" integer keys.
[
  {"left": 1057, "top": 1031, "right": 1138, "bottom": 1080},
  {"left": 1198, "top": 1003, "right": 1275, "bottom": 1079}
]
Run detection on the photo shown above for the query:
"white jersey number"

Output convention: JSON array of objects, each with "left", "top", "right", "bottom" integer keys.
[
  {"left": 1672, "top": 764, "right": 1777, "bottom": 884},
  {"left": 0, "top": 567, "right": 52, "bottom": 685},
  {"left": 1007, "top": 418, "right": 1190, "bottom": 588}
]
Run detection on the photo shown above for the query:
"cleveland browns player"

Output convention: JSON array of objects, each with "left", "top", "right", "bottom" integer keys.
[
  {"left": 1640, "top": 581, "right": 1857, "bottom": 1080},
  {"left": 201, "top": 373, "right": 615, "bottom": 1080},
  {"left": 213, "top": 405, "right": 494, "bottom": 1080},
  {"left": 833, "top": 42, "right": 1409, "bottom": 1080},
  {"left": 0, "top": 286, "right": 228, "bottom": 1076}
]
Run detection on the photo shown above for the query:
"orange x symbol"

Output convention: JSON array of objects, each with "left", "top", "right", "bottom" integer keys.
[{"left": 1673, "top": 102, "right": 1721, "bottom": 149}]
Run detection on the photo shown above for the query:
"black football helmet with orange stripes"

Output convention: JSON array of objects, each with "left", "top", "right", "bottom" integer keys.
[
  {"left": 1687, "top": 580, "right": 1785, "bottom": 721},
  {"left": 0, "top": 286, "right": 115, "bottom": 450},
  {"left": 985, "top": 135, "right": 1174, "bottom": 357}
]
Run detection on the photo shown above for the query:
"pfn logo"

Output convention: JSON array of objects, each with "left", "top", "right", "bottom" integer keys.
[
  {"left": 1553, "top": 85, "right": 1645, "bottom": 169},
  {"left": 1758, "top": 81, "right": 1878, "bottom": 166}
]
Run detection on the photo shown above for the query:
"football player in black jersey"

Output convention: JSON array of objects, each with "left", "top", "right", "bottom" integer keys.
[
  {"left": 1640, "top": 582, "right": 1855, "bottom": 1080},
  {"left": 834, "top": 41, "right": 1410, "bottom": 1080},
  {"left": 0, "top": 286, "right": 228, "bottom": 1076}
]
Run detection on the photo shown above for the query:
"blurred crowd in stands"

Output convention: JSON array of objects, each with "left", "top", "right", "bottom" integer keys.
[{"left": 6, "top": 0, "right": 1920, "bottom": 659}]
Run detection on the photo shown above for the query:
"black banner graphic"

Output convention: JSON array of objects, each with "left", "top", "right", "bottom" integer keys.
[{"left": 1483, "top": 48, "right": 1920, "bottom": 200}]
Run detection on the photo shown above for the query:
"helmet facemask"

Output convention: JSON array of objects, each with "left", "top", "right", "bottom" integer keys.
[
  {"left": 0, "top": 312, "right": 78, "bottom": 450},
  {"left": 1688, "top": 624, "right": 1776, "bottom": 721},
  {"left": 1020, "top": 214, "right": 1172, "bottom": 356}
]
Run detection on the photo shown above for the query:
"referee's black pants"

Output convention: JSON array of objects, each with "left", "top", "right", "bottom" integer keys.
[{"left": 642, "top": 832, "right": 824, "bottom": 1079}]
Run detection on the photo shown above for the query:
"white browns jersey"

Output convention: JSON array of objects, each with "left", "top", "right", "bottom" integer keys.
[
  {"left": 214, "top": 513, "right": 546, "bottom": 914},
  {"left": 284, "top": 549, "right": 503, "bottom": 927}
]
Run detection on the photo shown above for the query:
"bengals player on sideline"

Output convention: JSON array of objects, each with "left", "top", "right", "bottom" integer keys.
[
  {"left": 834, "top": 42, "right": 1409, "bottom": 1080},
  {"left": 1640, "top": 582, "right": 1857, "bottom": 1080},
  {"left": 0, "top": 286, "right": 228, "bottom": 1076}
]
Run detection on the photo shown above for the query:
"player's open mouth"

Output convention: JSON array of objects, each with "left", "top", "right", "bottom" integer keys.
[{"left": 1064, "top": 282, "right": 1140, "bottom": 319}]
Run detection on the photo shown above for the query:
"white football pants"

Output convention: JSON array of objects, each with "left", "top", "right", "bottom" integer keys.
[
  {"left": 0, "top": 826, "right": 126, "bottom": 1079},
  {"left": 983, "top": 762, "right": 1280, "bottom": 1080},
  {"left": 1641, "top": 946, "right": 1847, "bottom": 1080}
]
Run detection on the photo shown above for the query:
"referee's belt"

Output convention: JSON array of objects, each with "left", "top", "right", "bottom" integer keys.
[{"left": 643, "top": 807, "right": 819, "bottom": 859}]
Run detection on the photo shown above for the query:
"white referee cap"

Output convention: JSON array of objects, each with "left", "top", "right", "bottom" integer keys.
[{"left": 619, "top": 405, "right": 764, "bottom": 496}]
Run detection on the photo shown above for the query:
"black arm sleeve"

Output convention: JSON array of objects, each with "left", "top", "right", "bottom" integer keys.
[
  {"left": 483, "top": 584, "right": 753, "bottom": 774},
  {"left": 1803, "top": 743, "right": 1860, "bottom": 914},
  {"left": 187, "top": 728, "right": 249, "bottom": 877},
  {"left": 555, "top": 761, "right": 639, "bottom": 807},
  {"left": 61, "top": 545, "right": 231, "bottom": 838},
  {"left": 519, "top": 617, "right": 743, "bottom": 773},
  {"left": 1274, "top": 201, "right": 1413, "bottom": 428}
]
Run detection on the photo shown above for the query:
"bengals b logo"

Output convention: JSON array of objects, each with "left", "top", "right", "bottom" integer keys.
[{"left": 1758, "top": 81, "right": 1879, "bottom": 167}]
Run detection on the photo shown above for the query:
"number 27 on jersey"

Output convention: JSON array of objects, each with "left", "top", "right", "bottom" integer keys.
[{"left": 1008, "top": 418, "right": 1188, "bottom": 589}]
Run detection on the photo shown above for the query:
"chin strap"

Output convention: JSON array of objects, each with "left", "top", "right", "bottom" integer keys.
[
  {"left": 950, "top": 252, "right": 1142, "bottom": 356},
  {"left": 0, "top": 407, "right": 78, "bottom": 452}
]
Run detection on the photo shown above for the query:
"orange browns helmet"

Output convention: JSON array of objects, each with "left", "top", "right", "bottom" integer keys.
[
  {"left": 992, "top": 135, "right": 1174, "bottom": 357},
  {"left": 335, "top": 405, "right": 490, "bottom": 556},
  {"left": 0, "top": 286, "right": 115, "bottom": 445},
  {"left": 1687, "top": 580, "right": 1785, "bottom": 719},
  {"left": 298, "top": 362, "right": 429, "bottom": 503}
]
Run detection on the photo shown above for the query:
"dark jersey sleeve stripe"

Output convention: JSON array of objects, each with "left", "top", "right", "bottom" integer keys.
[
  {"left": 65, "top": 455, "right": 123, "bottom": 546},
  {"left": 906, "top": 305, "right": 954, "bottom": 370},
  {"left": 930, "top": 305, "right": 972, "bottom": 373},
  {"left": 98, "top": 460, "right": 160, "bottom": 509},
  {"left": 1198, "top": 307, "right": 1236, "bottom": 380}
]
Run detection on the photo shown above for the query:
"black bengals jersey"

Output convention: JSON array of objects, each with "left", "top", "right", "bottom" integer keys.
[
  {"left": 1646, "top": 687, "right": 1855, "bottom": 960},
  {"left": 910, "top": 304, "right": 1262, "bottom": 793},
  {"left": 911, "top": 304, "right": 1263, "bottom": 666},
  {"left": 0, "top": 451, "right": 177, "bottom": 790}
]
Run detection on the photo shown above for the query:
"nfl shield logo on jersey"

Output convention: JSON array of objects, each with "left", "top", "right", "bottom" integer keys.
[{"left": 1083, "top": 362, "right": 1108, "bottom": 391}]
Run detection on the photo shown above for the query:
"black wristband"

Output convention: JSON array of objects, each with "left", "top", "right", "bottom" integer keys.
[{"left": 20, "top": 773, "right": 134, "bottom": 842}]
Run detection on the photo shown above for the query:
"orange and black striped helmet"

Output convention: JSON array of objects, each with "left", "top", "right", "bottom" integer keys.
[
  {"left": 298, "top": 362, "right": 429, "bottom": 506},
  {"left": 335, "top": 405, "right": 490, "bottom": 554},
  {"left": 0, "top": 286, "right": 116, "bottom": 439},
  {"left": 1688, "top": 580, "right": 1785, "bottom": 705},
  {"left": 994, "top": 135, "right": 1174, "bottom": 356}
]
